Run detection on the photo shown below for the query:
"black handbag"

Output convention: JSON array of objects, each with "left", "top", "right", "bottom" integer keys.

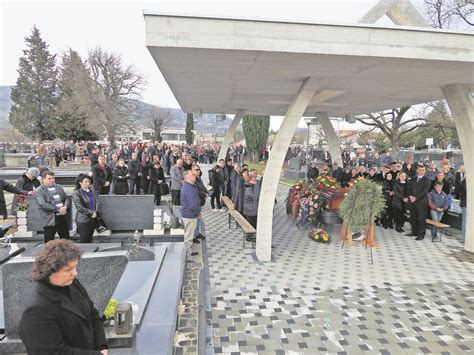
[
  {"left": 160, "top": 183, "right": 170, "bottom": 195},
  {"left": 93, "top": 216, "right": 108, "bottom": 233}
]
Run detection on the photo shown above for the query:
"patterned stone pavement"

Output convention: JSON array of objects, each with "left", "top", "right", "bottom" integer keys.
[{"left": 201, "top": 184, "right": 473, "bottom": 354}]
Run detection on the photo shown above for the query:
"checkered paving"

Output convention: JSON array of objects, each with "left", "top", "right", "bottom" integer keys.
[{"left": 202, "top": 184, "right": 473, "bottom": 354}]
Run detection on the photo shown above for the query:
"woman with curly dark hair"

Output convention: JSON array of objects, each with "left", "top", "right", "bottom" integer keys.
[{"left": 19, "top": 239, "right": 108, "bottom": 354}]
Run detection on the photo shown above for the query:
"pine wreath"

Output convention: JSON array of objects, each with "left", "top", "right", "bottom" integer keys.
[{"left": 339, "top": 177, "right": 385, "bottom": 230}]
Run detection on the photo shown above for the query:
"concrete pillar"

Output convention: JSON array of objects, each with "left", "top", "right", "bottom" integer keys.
[
  {"left": 218, "top": 109, "right": 246, "bottom": 162},
  {"left": 359, "top": 0, "right": 429, "bottom": 28},
  {"left": 441, "top": 84, "right": 474, "bottom": 253},
  {"left": 318, "top": 112, "right": 343, "bottom": 167},
  {"left": 256, "top": 78, "right": 318, "bottom": 261}
]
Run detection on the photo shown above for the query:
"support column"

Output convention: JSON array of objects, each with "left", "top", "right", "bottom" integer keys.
[
  {"left": 218, "top": 109, "right": 246, "bottom": 162},
  {"left": 358, "top": 0, "right": 429, "bottom": 27},
  {"left": 318, "top": 112, "right": 343, "bottom": 167},
  {"left": 256, "top": 78, "right": 318, "bottom": 261},
  {"left": 442, "top": 84, "right": 474, "bottom": 253}
]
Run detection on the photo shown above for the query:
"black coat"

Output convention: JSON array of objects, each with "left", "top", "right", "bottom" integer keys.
[
  {"left": 0, "top": 179, "right": 26, "bottom": 219},
  {"left": 11, "top": 174, "right": 40, "bottom": 213},
  {"left": 148, "top": 167, "right": 165, "bottom": 195},
  {"left": 392, "top": 180, "right": 408, "bottom": 210},
  {"left": 91, "top": 164, "right": 112, "bottom": 194},
  {"left": 19, "top": 279, "right": 106, "bottom": 354},
  {"left": 113, "top": 166, "right": 129, "bottom": 195}
]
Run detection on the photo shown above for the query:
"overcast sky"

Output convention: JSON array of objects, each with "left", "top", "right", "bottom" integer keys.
[{"left": 0, "top": 0, "right": 427, "bottom": 129}]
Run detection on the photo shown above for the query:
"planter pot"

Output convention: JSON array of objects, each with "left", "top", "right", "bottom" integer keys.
[{"left": 321, "top": 210, "right": 342, "bottom": 225}]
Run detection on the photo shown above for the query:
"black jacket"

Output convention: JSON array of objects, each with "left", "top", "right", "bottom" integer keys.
[
  {"left": 392, "top": 180, "right": 408, "bottom": 210},
  {"left": 91, "top": 164, "right": 112, "bottom": 193},
  {"left": 408, "top": 175, "right": 432, "bottom": 205},
  {"left": 11, "top": 174, "right": 40, "bottom": 213},
  {"left": 148, "top": 167, "right": 165, "bottom": 195},
  {"left": 113, "top": 166, "right": 129, "bottom": 195},
  {"left": 0, "top": 179, "right": 26, "bottom": 219},
  {"left": 72, "top": 188, "right": 97, "bottom": 224},
  {"left": 19, "top": 279, "right": 106, "bottom": 354}
]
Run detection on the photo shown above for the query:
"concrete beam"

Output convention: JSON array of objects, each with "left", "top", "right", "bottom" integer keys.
[
  {"left": 441, "top": 84, "right": 474, "bottom": 253},
  {"left": 218, "top": 109, "right": 246, "bottom": 162},
  {"left": 318, "top": 112, "right": 343, "bottom": 167},
  {"left": 256, "top": 77, "right": 318, "bottom": 261},
  {"left": 358, "top": 0, "right": 430, "bottom": 27}
]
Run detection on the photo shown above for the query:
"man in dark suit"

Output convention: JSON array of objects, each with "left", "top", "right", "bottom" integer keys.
[
  {"left": 91, "top": 155, "right": 113, "bottom": 199},
  {"left": 407, "top": 165, "right": 432, "bottom": 240},
  {"left": 454, "top": 164, "right": 465, "bottom": 199},
  {"left": 331, "top": 161, "right": 344, "bottom": 183}
]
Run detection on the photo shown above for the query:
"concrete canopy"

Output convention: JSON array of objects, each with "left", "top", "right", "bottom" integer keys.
[{"left": 144, "top": 12, "right": 474, "bottom": 117}]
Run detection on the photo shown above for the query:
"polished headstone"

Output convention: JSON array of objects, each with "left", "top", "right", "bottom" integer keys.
[
  {"left": 288, "top": 158, "right": 301, "bottom": 171},
  {"left": 2, "top": 251, "right": 128, "bottom": 339},
  {"left": 97, "top": 195, "right": 154, "bottom": 231}
]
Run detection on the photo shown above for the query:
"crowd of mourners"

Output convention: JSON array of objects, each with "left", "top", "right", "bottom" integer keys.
[{"left": 306, "top": 150, "right": 467, "bottom": 242}]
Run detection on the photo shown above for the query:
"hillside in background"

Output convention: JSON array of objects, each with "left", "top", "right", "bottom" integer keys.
[{"left": 0, "top": 85, "right": 231, "bottom": 134}]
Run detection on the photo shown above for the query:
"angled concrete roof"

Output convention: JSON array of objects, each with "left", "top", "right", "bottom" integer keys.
[{"left": 144, "top": 12, "right": 474, "bottom": 116}]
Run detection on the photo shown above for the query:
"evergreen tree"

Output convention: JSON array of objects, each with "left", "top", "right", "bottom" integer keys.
[
  {"left": 10, "top": 26, "right": 59, "bottom": 143},
  {"left": 185, "top": 113, "right": 194, "bottom": 144},
  {"left": 242, "top": 115, "right": 270, "bottom": 162},
  {"left": 54, "top": 49, "right": 98, "bottom": 141}
]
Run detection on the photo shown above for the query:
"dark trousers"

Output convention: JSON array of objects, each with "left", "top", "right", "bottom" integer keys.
[
  {"left": 171, "top": 189, "right": 181, "bottom": 206},
  {"left": 211, "top": 189, "right": 222, "bottom": 209},
  {"left": 43, "top": 216, "right": 70, "bottom": 243},
  {"left": 77, "top": 222, "right": 94, "bottom": 243},
  {"left": 244, "top": 215, "right": 257, "bottom": 229},
  {"left": 129, "top": 177, "right": 141, "bottom": 194},
  {"left": 154, "top": 191, "right": 162, "bottom": 206},
  {"left": 410, "top": 201, "right": 428, "bottom": 237},
  {"left": 393, "top": 208, "right": 405, "bottom": 228},
  {"left": 382, "top": 205, "right": 394, "bottom": 228}
]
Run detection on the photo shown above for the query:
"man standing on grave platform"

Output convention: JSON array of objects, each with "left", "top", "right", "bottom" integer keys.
[
  {"left": 128, "top": 152, "right": 142, "bottom": 195},
  {"left": 180, "top": 170, "right": 201, "bottom": 262},
  {"left": 35, "top": 171, "right": 71, "bottom": 243},
  {"left": 92, "top": 155, "right": 113, "bottom": 199}
]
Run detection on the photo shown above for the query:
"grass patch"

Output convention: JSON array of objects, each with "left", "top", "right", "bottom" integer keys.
[{"left": 246, "top": 161, "right": 300, "bottom": 186}]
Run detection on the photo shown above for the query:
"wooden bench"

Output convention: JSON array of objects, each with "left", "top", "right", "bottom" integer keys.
[
  {"left": 426, "top": 219, "right": 450, "bottom": 242},
  {"left": 222, "top": 196, "right": 235, "bottom": 228},
  {"left": 228, "top": 209, "right": 257, "bottom": 249}
]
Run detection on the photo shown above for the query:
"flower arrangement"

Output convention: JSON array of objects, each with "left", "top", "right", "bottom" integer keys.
[
  {"left": 16, "top": 194, "right": 28, "bottom": 212},
  {"left": 313, "top": 174, "right": 340, "bottom": 191},
  {"left": 103, "top": 298, "right": 119, "bottom": 320},
  {"left": 308, "top": 228, "right": 330, "bottom": 243}
]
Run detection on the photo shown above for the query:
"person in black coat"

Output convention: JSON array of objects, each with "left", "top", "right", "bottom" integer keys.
[
  {"left": 11, "top": 168, "right": 41, "bottom": 214},
  {"left": 0, "top": 179, "right": 30, "bottom": 220},
  {"left": 331, "top": 161, "right": 344, "bottom": 184},
  {"left": 91, "top": 155, "right": 113, "bottom": 199},
  {"left": 113, "top": 159, "right": 130, "bottom": 195},
  {"left": 307, "top": 162, "right": 319, "bottom": 182},
  {"left": 381, "top": 174, "right": 395, "bottom": 229},
  {"left": 19, "top": 239, "right": 108, "bottom": 354},
  {"left": 148, "top": 161, "right": 165, "bottom": 206},
  {"left": 454, "top": 165, "right": 465, "bottom": 199},
  {"left": 341, "top": 166, "right": 352, "bottom": 187},
  {"left": 407, "top": 165, "right": 432, "bottom": 240},
  {"left": 392, "top": 171, "right": 409, "bottom": 232},
  {"left": 209, "top": 165, "right": 223, "bottom": 210},
  {"left": 127, "top": 152, "right": 141, "bottom": 195},
  {"left": 140, "top": 155, "right": 153, "bottom": 194},
  {"left": 72, "top": 174, "right": 98, "bottom": 243}
]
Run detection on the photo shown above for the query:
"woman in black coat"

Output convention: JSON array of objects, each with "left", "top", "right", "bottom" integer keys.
[
  {"left": 113, "top": 159, "right": 129, "bottom": 195},
  {"left": 392, "top": 171, "right": 409, "bottom": 233},
  {"left": 381, "top": 174, "right": 395, "bottom": 229},
  {"left": 72, "top": 174, "right": 98, "bottom": 243},
  {"left": 19, "top": 239, "right": 108, "bottom": 354},
  {"left": 149, "top": 161, "right": 165, "bottom": 205}
]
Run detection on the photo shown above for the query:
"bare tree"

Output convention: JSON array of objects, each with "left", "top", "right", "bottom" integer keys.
[
  {"left": 146, "top": 106, "right": 174, "bottom": 142},
  {"left": 86, "top": 47, "right": 145, "bottom": 144},
  {"left": 424, "top": 0, "right": 474, "bottom": 29},
  {"left": 356, "top": 107, "right": 425, "bottom": 156}
]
